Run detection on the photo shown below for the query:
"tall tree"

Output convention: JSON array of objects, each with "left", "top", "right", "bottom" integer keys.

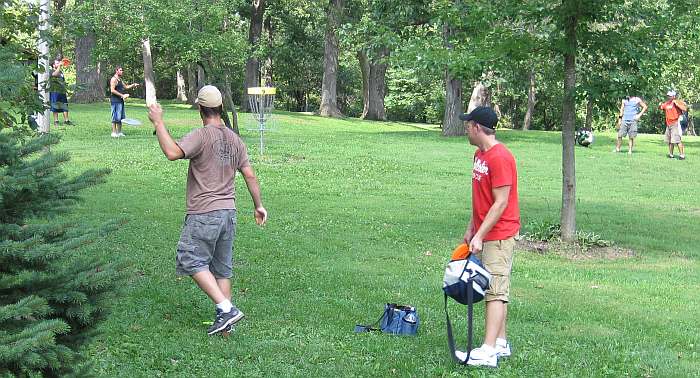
[
  {"left": 442, "top": 19, "right": 463, "bottom": 136},
  {"left": 320, "top": 0, "right": 344, "bottom": 117},
  {"left": 359, "top": 46, "right": 389, "bottom": 120},
  {"left": 522, "top": 68, "right": 536, "bottom": 130},
  {"left": 241, "top": 0, "right": 267, "bottom": 112},
  {"left": 141, "top": 36, "right": 157, "bottom": 105},
  {"left": 176, "top": 69, "right": 187, "bottom": 102},
  {"left": 560, "top": 0, "right": 579, "bottom": 241},
  {"left": 36, "top": 0, "right": 51, "bottom": 133},
  {"left": 72, "top": 0, "right": 104, "bottom": 103}
]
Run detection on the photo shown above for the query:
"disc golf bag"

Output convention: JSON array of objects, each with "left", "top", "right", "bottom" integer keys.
[{"left": 442, "top": 243, "right": 491, "bottom": 363}]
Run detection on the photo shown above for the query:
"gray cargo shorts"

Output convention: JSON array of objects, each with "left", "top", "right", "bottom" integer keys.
[
  {"left": 176, "top": 209, "right": 237, "bottom": 278},
  {"left": 618, "top": 120, "right": 638, "bottom": 138}
]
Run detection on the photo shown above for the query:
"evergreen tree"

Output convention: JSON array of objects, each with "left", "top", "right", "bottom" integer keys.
[{"left": 1, "top": 2, "right": 124, "bottom": 375}]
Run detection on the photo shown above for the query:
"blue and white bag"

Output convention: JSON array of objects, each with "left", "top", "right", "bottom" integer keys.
[{"left": 442, "top": 244, "right": 491, "bottom": 364}]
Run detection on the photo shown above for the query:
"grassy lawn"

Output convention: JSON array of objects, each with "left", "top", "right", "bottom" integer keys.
[{"left": 54, "top": 101, "right": 698, "bottom": 377}]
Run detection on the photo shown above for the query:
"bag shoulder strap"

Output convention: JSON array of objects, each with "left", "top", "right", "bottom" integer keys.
[
  {"left": 357, "top": 304, "right": 394, "bottom": 332},
  {"left": 445, "top": 274, "right": 475, "bottom": 364}
]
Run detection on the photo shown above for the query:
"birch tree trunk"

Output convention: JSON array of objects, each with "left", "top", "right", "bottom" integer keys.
[
  {"left": 176, "top": 70, "right": 188, "bottom": 102},
  {"left": 141, "top": 37, "right": 157, "bottom": 106},
  {"left": 36, "top": 0, "right": 51, "bottom": 134},
  {"left": 319, "top": 0, "right": 343, "bottom": 118},
  {"left": 467, "top": 82, "right": 491, "bottom": 112}
]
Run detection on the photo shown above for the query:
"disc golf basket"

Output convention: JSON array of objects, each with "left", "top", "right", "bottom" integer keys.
[{"left": 247, "top": 87, "right": 276, "bottom": 155}]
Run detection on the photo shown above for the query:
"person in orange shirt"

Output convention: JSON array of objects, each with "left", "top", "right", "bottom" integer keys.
[{"left": 658, "top": 90, "right": 688, "bottom": 160}]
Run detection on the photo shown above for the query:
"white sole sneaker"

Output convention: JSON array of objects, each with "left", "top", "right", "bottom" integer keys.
[
  {"left": 466, "top": 356, "right": 497, "bottom": 368},
  {"left": 496, "top": 344, "right": 511, "bottom": 358}
]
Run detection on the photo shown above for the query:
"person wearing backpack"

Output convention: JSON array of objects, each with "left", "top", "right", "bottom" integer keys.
[
  {"left": 658, "top": 90, "right": 687, "bottom": 160},
  {"left": 460, "top": 106, "right": 521, "bottom": 367}
]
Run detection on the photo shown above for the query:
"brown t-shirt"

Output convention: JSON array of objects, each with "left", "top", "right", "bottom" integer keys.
[{"left": 177, "top": 124, "right": 250, "bottom": 214}]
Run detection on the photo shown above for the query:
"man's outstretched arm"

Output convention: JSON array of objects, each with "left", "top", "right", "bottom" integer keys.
[{"left": 148, "top": 103, "right": 184, "bottom": 161}]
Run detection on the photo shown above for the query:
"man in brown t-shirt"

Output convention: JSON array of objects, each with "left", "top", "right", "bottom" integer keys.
[{"left": 148, "top": 85, "right": 267, "bottom": 335}]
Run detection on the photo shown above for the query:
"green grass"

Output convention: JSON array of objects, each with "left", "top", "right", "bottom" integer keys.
[{"left": 53, "top": 101, "right": 699, "bottom": 376}]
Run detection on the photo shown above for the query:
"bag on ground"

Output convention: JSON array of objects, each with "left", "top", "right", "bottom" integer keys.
[{"left": 355, "top": 303, "right": 419, "bottom": 336}]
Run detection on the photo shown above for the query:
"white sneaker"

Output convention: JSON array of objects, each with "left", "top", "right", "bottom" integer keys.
[
  {"left": 118, "top": 132, "right": 125, "bottom": 137},
  {"left": 454, "top": 350, "right": 468, "bottom": 362},
  {"left": 495, "top": 340, "right": 511, "bottom": 358},
  {"left": 466, "top": 344, "right": 498, "bottom": 368},
  {"left": 111, "top": 132, "right": 119, "bottom": 138}
]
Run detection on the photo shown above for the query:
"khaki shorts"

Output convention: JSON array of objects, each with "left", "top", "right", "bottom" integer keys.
[
  {"left": 474, "top": 237, "right": 515, "bottom": 302},
  {"left": 664, "top": 122, "right": 682, "bottom": 144},
  {"left": 618, "top": 120, "right": 638, "bottom": 138}
]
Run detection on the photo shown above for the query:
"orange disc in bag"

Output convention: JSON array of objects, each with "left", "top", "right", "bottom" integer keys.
[{"left": 450, "top": 243, "right": 471, "bottom": 261}]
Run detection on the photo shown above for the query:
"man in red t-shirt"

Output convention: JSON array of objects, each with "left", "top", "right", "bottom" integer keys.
[
  {"left": 460, "top": 106, "right": 520, "bottom": 368},
  {"left": 658, "top": 90, "right": 687, "bottom": 160}
]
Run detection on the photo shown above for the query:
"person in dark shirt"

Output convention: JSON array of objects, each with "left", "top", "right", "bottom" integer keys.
[{"left": 109, "top": 66, "right": 139, "bottom": 138}]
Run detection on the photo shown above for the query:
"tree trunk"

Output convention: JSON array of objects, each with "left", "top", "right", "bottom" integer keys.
[
  {"left": 584, "top": 94, "right": 593, "bottom": 130},
  {"left": 443, "top": 71, "right": 463, "bottom": 136},
  {"left": 262, "top": 15, "right": 273, "bottom": 86},
  {"left": 142, "top": 37, "right": 157, "bottom": 106},
  {"left": 241, "top": 0, "right": 266, "bottom": 112},
  {"left": 560, "top": 13, "right": 578, "bottom": 242},
  {"left": 523, "top": 69, "right": 535, "bottom": 130},
  {"left": 467, "top": 82, "right": 491, "bottom": 112},
  {"left": 320, "top": 0, "right": 343, "bottom": 118},
  {"left": 357, "top": 50, "right": 370, "bottom": 117},
  {"left": 73, "top": 31, "right": 104, "bottom": 103},
  {"left": 176, "top": 69, "right": 188, "bottom": 102},
  {"left": 222, "top": 75, "right": 240, "bottom": 135},
  {"left": 187, "top": 65, "right": 197, "bottom": 105},
  {"left": 442, "top": 19, "right": 463, "bottom": 136},
  {"left": 197, "top": 64, "right": 206, "bottom": 89},
  {"left": 36, "top": 0, "right": 50, "bottom": 133},
  {"left": 361, "top": 47, "right": 388, "bottom": 121},
  {"left": 688, "top": 115, "right": 696, "bottom": 136}
]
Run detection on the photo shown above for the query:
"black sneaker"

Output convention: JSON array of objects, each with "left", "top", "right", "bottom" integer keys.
[
  {"left": 207, "top": 307, "right": 244, "bottom": 335},
  {"left": 65, "top": 120, "right": 73, "bottom": 125}
]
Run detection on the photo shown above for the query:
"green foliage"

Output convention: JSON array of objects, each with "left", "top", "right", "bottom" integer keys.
[
  {"left": 44, "top": 102, "right": 699, "bottom": 376},
  {"left": 0, "top": 127, "right": 127, "bottom": 376},
  {"left": 0, "top": 4, "right": 125, "bottom": 376},
  {"left": 523, "top": 220, "right": 614, "bottom": 249}
]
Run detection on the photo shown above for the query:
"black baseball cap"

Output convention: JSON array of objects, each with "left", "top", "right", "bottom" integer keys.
[{"left": 459, "top": 106, "right": 498, "bottom": 129}]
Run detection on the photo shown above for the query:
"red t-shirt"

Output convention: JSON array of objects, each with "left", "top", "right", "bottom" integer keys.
[
  {"left": 471, "top": 143, "right": 520, "bottom": 241},
  {"left": 660, "top": 100, "right": 683, "bottom": 126}
]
